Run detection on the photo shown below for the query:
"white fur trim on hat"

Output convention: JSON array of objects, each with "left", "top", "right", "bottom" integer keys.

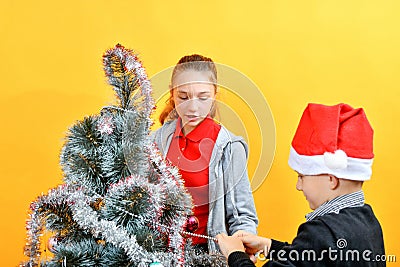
[
  {"left": 324, "top": 149, "right": 348, "bottom": 170},
  {"left": 288, "top": 146, "right": 373, "bottom": 181}
]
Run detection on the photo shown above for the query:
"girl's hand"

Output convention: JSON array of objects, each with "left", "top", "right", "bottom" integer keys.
[
  {"left": 216, "top": 233, "right": 245, "bottom": 258},
  {"left": 231, "top": 230, "right": 271, "bottom": 263},
  {"left": 232, "top": 230, "right": 253, "bottom": 238}
]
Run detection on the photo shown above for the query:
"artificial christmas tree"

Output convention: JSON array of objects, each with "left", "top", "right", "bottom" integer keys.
[{"left": 21, "top": 44, "right": 225, "bottom": 267}]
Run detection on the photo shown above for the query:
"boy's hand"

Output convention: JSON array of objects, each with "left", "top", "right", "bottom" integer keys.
[
  {"left": 216, "top": 233, "right": 245, "bottom": 258},
  {"left": 232, "top": 230, "right": 272, "bottom": 260},
  {"left": 239, "top": 234, "right": 272, "bottom": 256},
  {"left": 232, "top": 230, "right": 259, "bottom": 262}
]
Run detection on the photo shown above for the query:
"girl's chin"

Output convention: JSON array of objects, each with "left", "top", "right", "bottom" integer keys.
[{"left": 183, "top": 121, "right": 200, "bottom": 129}]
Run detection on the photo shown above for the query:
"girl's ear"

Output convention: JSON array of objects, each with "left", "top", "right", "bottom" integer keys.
[{"left": 329, "top": 175, "right": 340, "bottom": 190}]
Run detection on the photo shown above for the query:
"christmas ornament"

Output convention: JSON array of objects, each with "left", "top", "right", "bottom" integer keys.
[
  {"left": 149, "top": 261, "right": 164, "bottom": 267},
  {"left": 185, "top": 215, "right": 199, "bottom": 233}
]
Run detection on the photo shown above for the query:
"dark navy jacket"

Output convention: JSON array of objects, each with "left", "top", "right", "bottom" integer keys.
[{"left": 229, "top": 204, "right": 385, "bottom": 267}]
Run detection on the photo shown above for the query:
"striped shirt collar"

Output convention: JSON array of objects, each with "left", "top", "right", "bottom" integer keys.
[{"left": 305, "top": 190, "right": 365, "bottom": 221}]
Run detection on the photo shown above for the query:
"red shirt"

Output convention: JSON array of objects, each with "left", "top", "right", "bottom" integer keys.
[{"left": 166, "top": 117, "right": 221, "bottom": 244}]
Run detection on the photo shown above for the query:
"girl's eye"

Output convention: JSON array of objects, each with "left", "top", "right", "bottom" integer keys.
[
  {"left": 199, "top": 97, "right": 209, "bottom": 101},
  {"left": 178, "top": 95, "right": 188, "bottom": 100}
]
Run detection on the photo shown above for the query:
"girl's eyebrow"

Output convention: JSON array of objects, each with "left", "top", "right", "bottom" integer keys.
[{"left": 176, "top": 90, "right": 211, "bottom": 95}]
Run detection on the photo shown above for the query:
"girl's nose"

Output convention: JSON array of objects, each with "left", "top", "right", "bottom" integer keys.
[{"left": 186, "top": 98, "right": 199, "bottom": 111}]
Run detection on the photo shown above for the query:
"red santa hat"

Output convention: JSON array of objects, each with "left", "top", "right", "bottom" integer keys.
[{"left": 288, "top": 103, "right": 374, "bottom": 181}]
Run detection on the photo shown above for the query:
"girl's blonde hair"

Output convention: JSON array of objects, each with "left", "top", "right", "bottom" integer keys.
[{"left": 159, "top": 54, "right": 218, "bottom": 125}]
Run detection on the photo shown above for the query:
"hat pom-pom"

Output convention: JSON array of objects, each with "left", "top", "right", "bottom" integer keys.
[{"left": 324, "top": 150, "right": 348, "bottom": 170}]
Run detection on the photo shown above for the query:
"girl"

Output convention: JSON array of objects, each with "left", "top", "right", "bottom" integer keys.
[{"left": 153, "top": 54, "right": 258, "bottom": 253}]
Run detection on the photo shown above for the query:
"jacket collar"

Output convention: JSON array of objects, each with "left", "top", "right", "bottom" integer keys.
[
  {"left": 158, "top": 119, "right": 247, "bottom": 157},
  {"left": 172, "top": 116, "right": 218, "bottom": 142},
  {"left": 306, "top": 190, "right": 365, "bottom": 221}
]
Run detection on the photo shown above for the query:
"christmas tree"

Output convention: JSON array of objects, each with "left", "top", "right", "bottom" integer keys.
[{"left": 21, "top": 44, "right": 226, "bottom": 267}]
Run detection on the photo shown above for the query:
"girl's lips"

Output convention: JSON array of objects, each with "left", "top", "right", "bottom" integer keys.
[{"left": 185, "top": 115, "right": 199, "bottom": 121}]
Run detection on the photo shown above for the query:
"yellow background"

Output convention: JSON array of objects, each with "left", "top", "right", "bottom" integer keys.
[{"left": 1, "top": 0, "right": 399, "bottom": 265}]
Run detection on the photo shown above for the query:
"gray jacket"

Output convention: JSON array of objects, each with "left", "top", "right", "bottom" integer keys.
[{"left": 152, "top": 119, "right": 258, "bottom": 252}]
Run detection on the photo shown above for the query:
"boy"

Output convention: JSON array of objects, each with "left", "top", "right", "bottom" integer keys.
[{"left": 217, "top": 103, "right": 385, "bottom": 266}]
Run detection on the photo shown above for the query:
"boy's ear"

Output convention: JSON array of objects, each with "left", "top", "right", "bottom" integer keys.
[{"left": 329, "top": 175, "right": 340, "bottom": 190}]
